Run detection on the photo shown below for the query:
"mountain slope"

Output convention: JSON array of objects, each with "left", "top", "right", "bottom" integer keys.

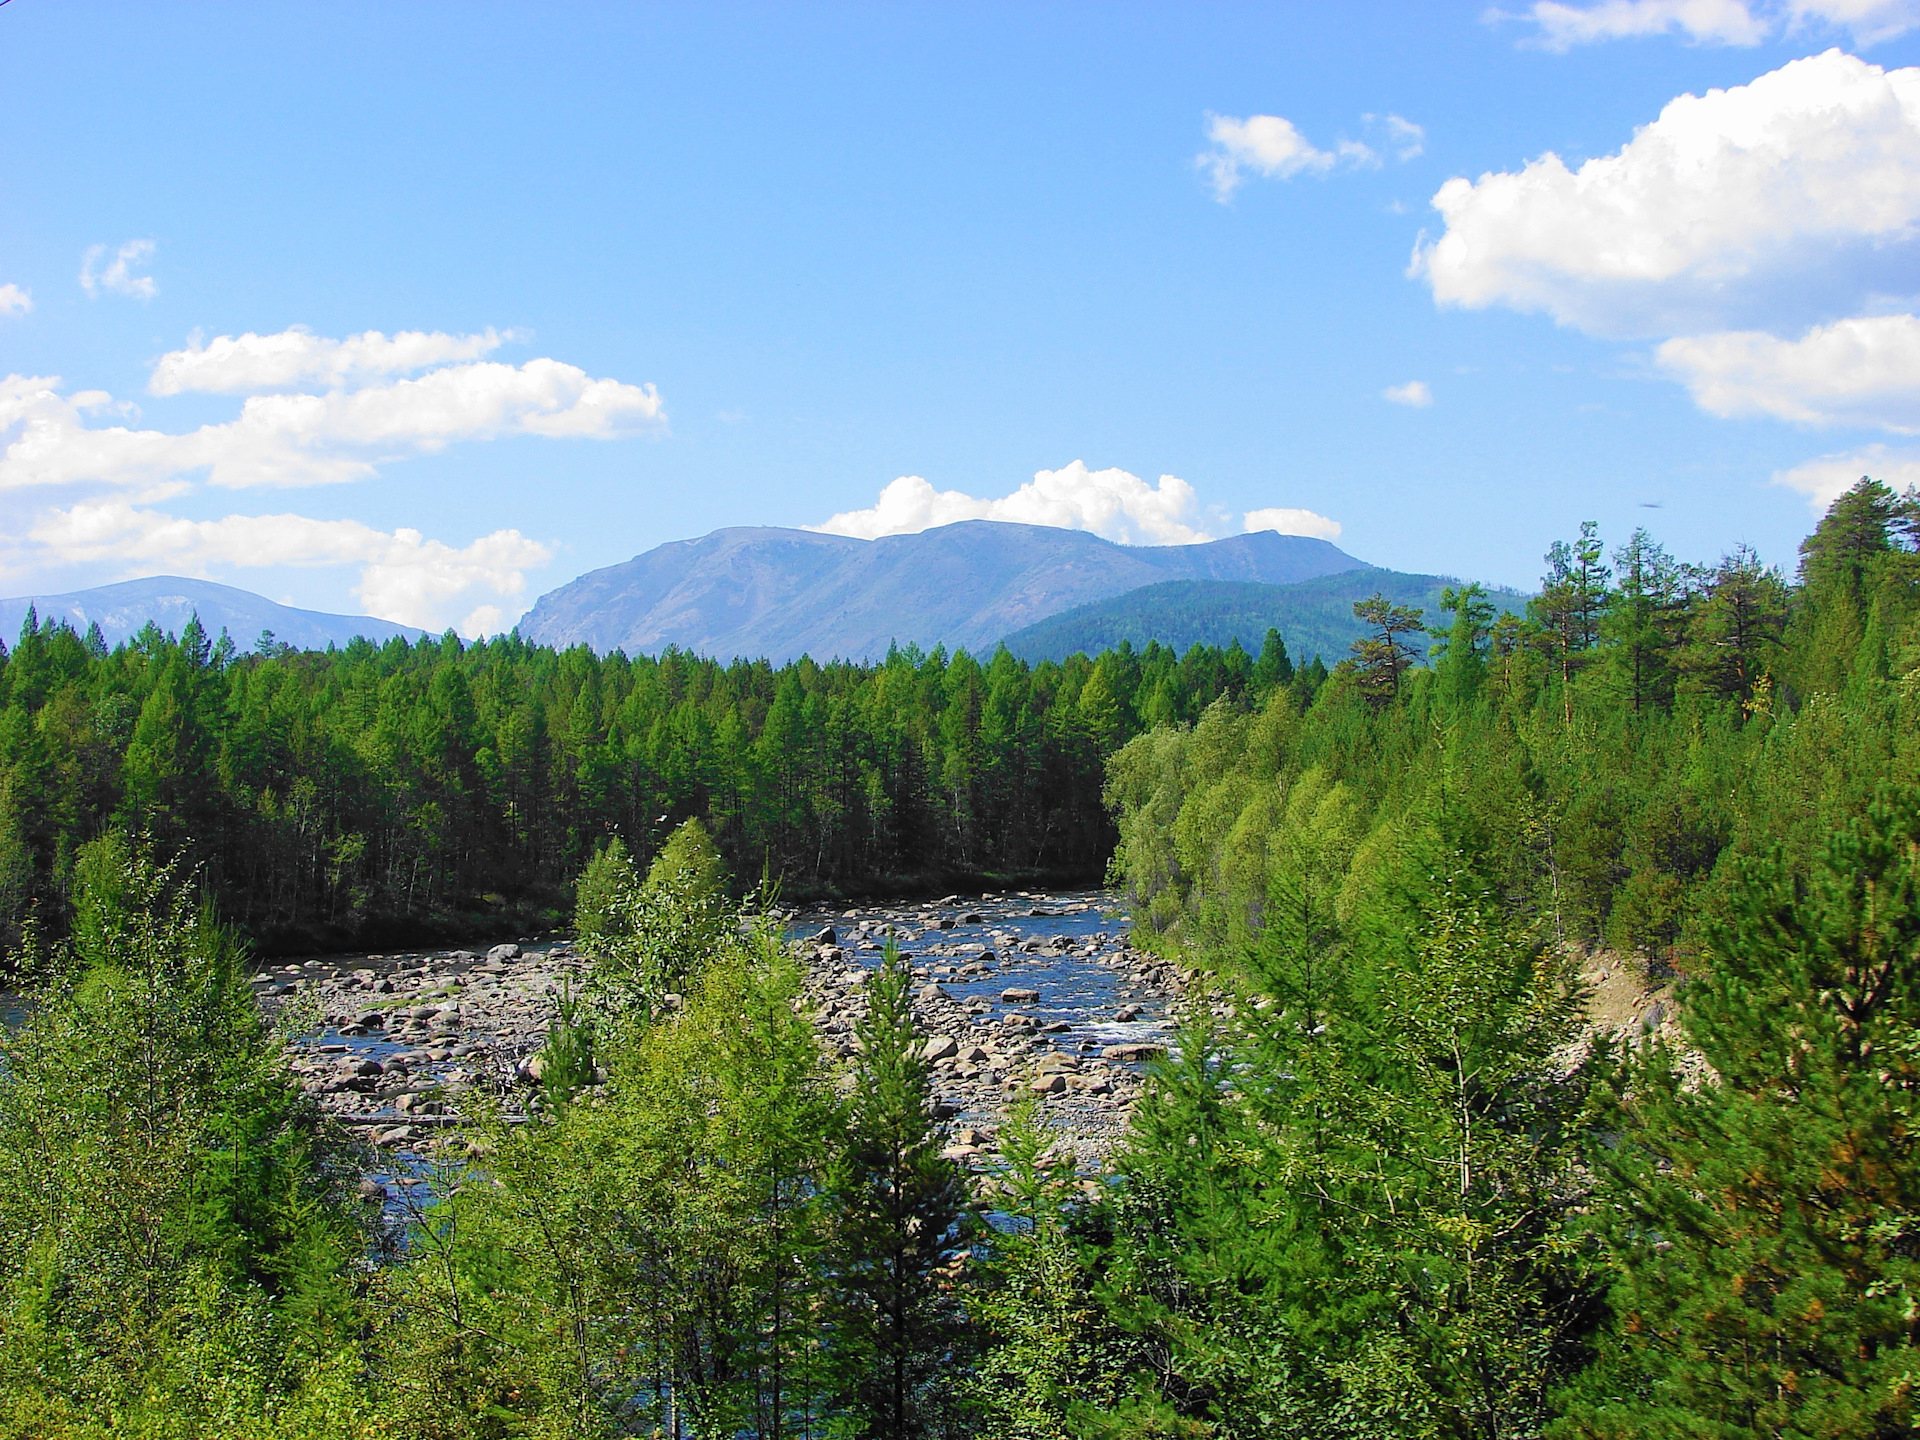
[
  {"left": 998, "top": 573, "right": 1529, "bottom": 665},
  {"left": 519, "top": 521, "right": 1372, "bottom": 661},
  {"left": 0, "top": 577, "right": 430, "bottom": 651}
]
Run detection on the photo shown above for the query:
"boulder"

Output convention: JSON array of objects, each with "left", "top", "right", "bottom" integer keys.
[
  {"left": 1103, "top": 1043, "right": 1168, "bottom": 1063},
  {"left": 1028, "top": 1074, "right": 1067, "bottom": 1095},
  {"left": 815, "top": 926, "right": 838, "bottom": 945},
  {"left": 487, "top": 943, "right": 521, "bottom": 963},
  {"left": 1000, "top": 987, "right": 1039, "bottom": 1004},
  {"left": 923, "top": 1036, "right": 960, "bottom": 1063},
  {"left": 919, "top": 983, "right": 950, "bottom": 1002}
]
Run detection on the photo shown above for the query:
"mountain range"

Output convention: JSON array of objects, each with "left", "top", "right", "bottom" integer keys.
[
  {"left": 0, "top": 577, "right": 430, "bottom": 652},
  {"left": 1, "top": 523, "right": 1525, "bottom": 667},
  {"left": 515, "top": 521, "right": 1373, "bottom": 662}
]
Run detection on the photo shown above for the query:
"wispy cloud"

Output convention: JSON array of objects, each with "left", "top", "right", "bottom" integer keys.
[
  {"left": 1495, "top": 0, "right": 1919, "bottom": 49},
  {"left": 79, "top": 239, "right": 156, "bottom": 300},
  {"left": 0, "top": 285, "right": 29, "bottom": 318},
  {"left": 1384, "top": 380, "right": 1434, "bottom": 407}
]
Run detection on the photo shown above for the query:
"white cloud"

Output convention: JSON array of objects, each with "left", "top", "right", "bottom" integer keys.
[
  {"left": 1376, "top": 114, "right": 1427, "bottom": 161},
  {"left": 1658, "top": 313, "right": 1920, "bottom": 429},
  {"left": 1794, "top": 0, "right": 1920, "bottom": 45},
  {"left": 1243, "top": 506, "right": 1344, "bottom": 540},
  {"left": 811, "top": 463, "right": 1221, "bottom": 545},
  {"left": 80, "top": 240, "right": 156, "bottom": 300},
  {"left": 1509, "top": 0, "right": 1772, "bottom": 49},
  {"left": 1413, "top": 51, "right": 1920, "bottom": 338},
  {"left": 1503, "top": 0, "right": 1919, "bottom": 47},
  {"left": 1771, "top": 441, "right": 1920, "bottom": 505},
  {"left": 0, "top": 353, "right": 665, "bottom": 491},
  {"left": 0, "top": 285, "right": 29, "bottom": 317},
  {"left": 1383, "top": 379, "right": 1435, "bottom": 407},
  {"left": 1199, "top": 113, "right": 1376, "bottom": 201},
  {"left": 810, "top": 461, "right": 1343, "bottom": 550},
  {"left": 149, "top": 326, "right": 515, "bottom": 395},
  {"left": 29, "top": 500, "right": 552, "bottom": 634}
]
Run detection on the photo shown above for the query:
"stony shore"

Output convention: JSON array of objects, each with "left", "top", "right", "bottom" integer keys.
[{"left": 270, "top": 888, "right": 1185, "bottom": 1171}]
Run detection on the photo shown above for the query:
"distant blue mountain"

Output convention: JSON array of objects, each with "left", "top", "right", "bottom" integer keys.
[
  {"left": 0, "top": 577, "right": 431, "bottom": 651},
  {"left": 519, "top": 520, "right": 1374, "bottom": 662}
]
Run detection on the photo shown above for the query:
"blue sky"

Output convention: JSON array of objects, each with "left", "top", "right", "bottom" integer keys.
[{"left": 5, "top": 2, "right": 1920, "bottom": 632}]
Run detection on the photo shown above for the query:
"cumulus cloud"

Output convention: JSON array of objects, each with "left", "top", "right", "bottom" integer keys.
[
  {"left": 1384, "top": 380, "right": 1435, "bottom": 407},
  {"left": 1413, "top": 51, "right": 1920, "bottom": 339},
  {"left": 1198, "top": 114, "right": 1376, "bottom": 200},
  {"left": 1243, "top": 506, "right": 1343, "bottom": 540},
  {"left": 1658, "top": 314, "right": 1920, "bottom": 429},
  {"left": 0, "top": 285, "right": 29, "bottom": 317},
  {"left": 1771, "top": 441, "right": 1920, "bottom": 505},
  {"left": 29, "top": 500, "right": 552, "bottom": 634},
  {"left": 810, "top": 461, "right": 1341, "bottom": 549},
  {"left": 80, "top": 240, "right": 156, "bottom": 300},
  {"left": 0, "top": 352, "right": 665, "bottom": 492},
  {"left": 811, "top": 463, "right": 1220, "bottom": 546},
  {"left": 1503, "top": 0, "right": 1920, "bottom": 47},
  {"left": 150, "top": 326, "right": 515, "bottom": 395}
]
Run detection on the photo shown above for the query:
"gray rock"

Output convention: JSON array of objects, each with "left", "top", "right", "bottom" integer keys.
[
  {"left": 1000, "top": 987, "right": 1040, "bottom": 1004},
  {"left": 488, "top": 943, "right": 521, "bottom": 963},
  {"left": 923, "top": 1036, "right": 960, "bottom": 1063}
]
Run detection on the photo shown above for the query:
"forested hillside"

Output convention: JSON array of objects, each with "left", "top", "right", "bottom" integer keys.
[
  {"left": 0, "top": 604, "right": 1296, "bottom": 954},
  {"left": 997, "top": 569, "right": 1525, "bottom": 665}
]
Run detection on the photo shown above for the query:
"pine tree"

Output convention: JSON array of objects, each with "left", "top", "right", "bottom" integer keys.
[
  {"left": 1677, "top": 545, "right": 1788, "bottom": 706},
  {"left": 1564, "top": 787, "right": 1920, "bottom": 1438},
  {"left": 1534, "top": 522, "right": 1612, "bottom": 719},
  {"left": 1252, "top": 628, "right": 1296, "bottom": 692},
  {"left": 828, "top": 945, "right": 972, "bottom": 1437},
  {"left": 1603, "top": 529, "right": 1689, "bottom": 714},
  {"left": 1347, "top": 594, "right": 1426, "bottom": 710}
]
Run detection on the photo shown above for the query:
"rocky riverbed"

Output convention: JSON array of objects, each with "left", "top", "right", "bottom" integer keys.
[{"left": 269, "top": 888, "right": 1185, "bottom": 1173}]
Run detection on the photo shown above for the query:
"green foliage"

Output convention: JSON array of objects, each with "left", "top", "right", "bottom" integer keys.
[
  {"left": 569, "top": 835, "right": 632, "bottom": 946},
  {"left": 827, "top": 945, "right": 974, "bottom": 1437},
  {"left": 0, "top": 622, "right": 1189, "bottom": 960},
  {"left": 965, "top": 1101, "right": 1142, "bottom": 1440},
  {"left": 577, "top": 816, "right": 739, "bottom": 1020},
  {"left": 390, "top": 912, "right": 843, "bottom": 1438},
  {"left": 1103, "top": 815, "right": 1600, "bottom": 1439},
  {"left": 1099, "top": 482, "right": 1920, "bottom": 1435},
  {"left": 0, "top": 835, "right": 367, "bottom": 1431},
  {"left": 1562, "top": 788, "right": 1920, "bottom": 1438}
]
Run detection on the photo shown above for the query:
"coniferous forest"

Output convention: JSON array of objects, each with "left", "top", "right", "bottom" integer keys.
[{"left": 2, "top": 478, "right": 1920, "bottom": 1437}]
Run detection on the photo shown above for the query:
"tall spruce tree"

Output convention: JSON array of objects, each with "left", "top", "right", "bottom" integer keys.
[
  {"left": 829, "top": 944, "right": 972, "bottom": 1438},
  {"left": 1563, "top": 787, "right": 1920, "bottom": 1438}
]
